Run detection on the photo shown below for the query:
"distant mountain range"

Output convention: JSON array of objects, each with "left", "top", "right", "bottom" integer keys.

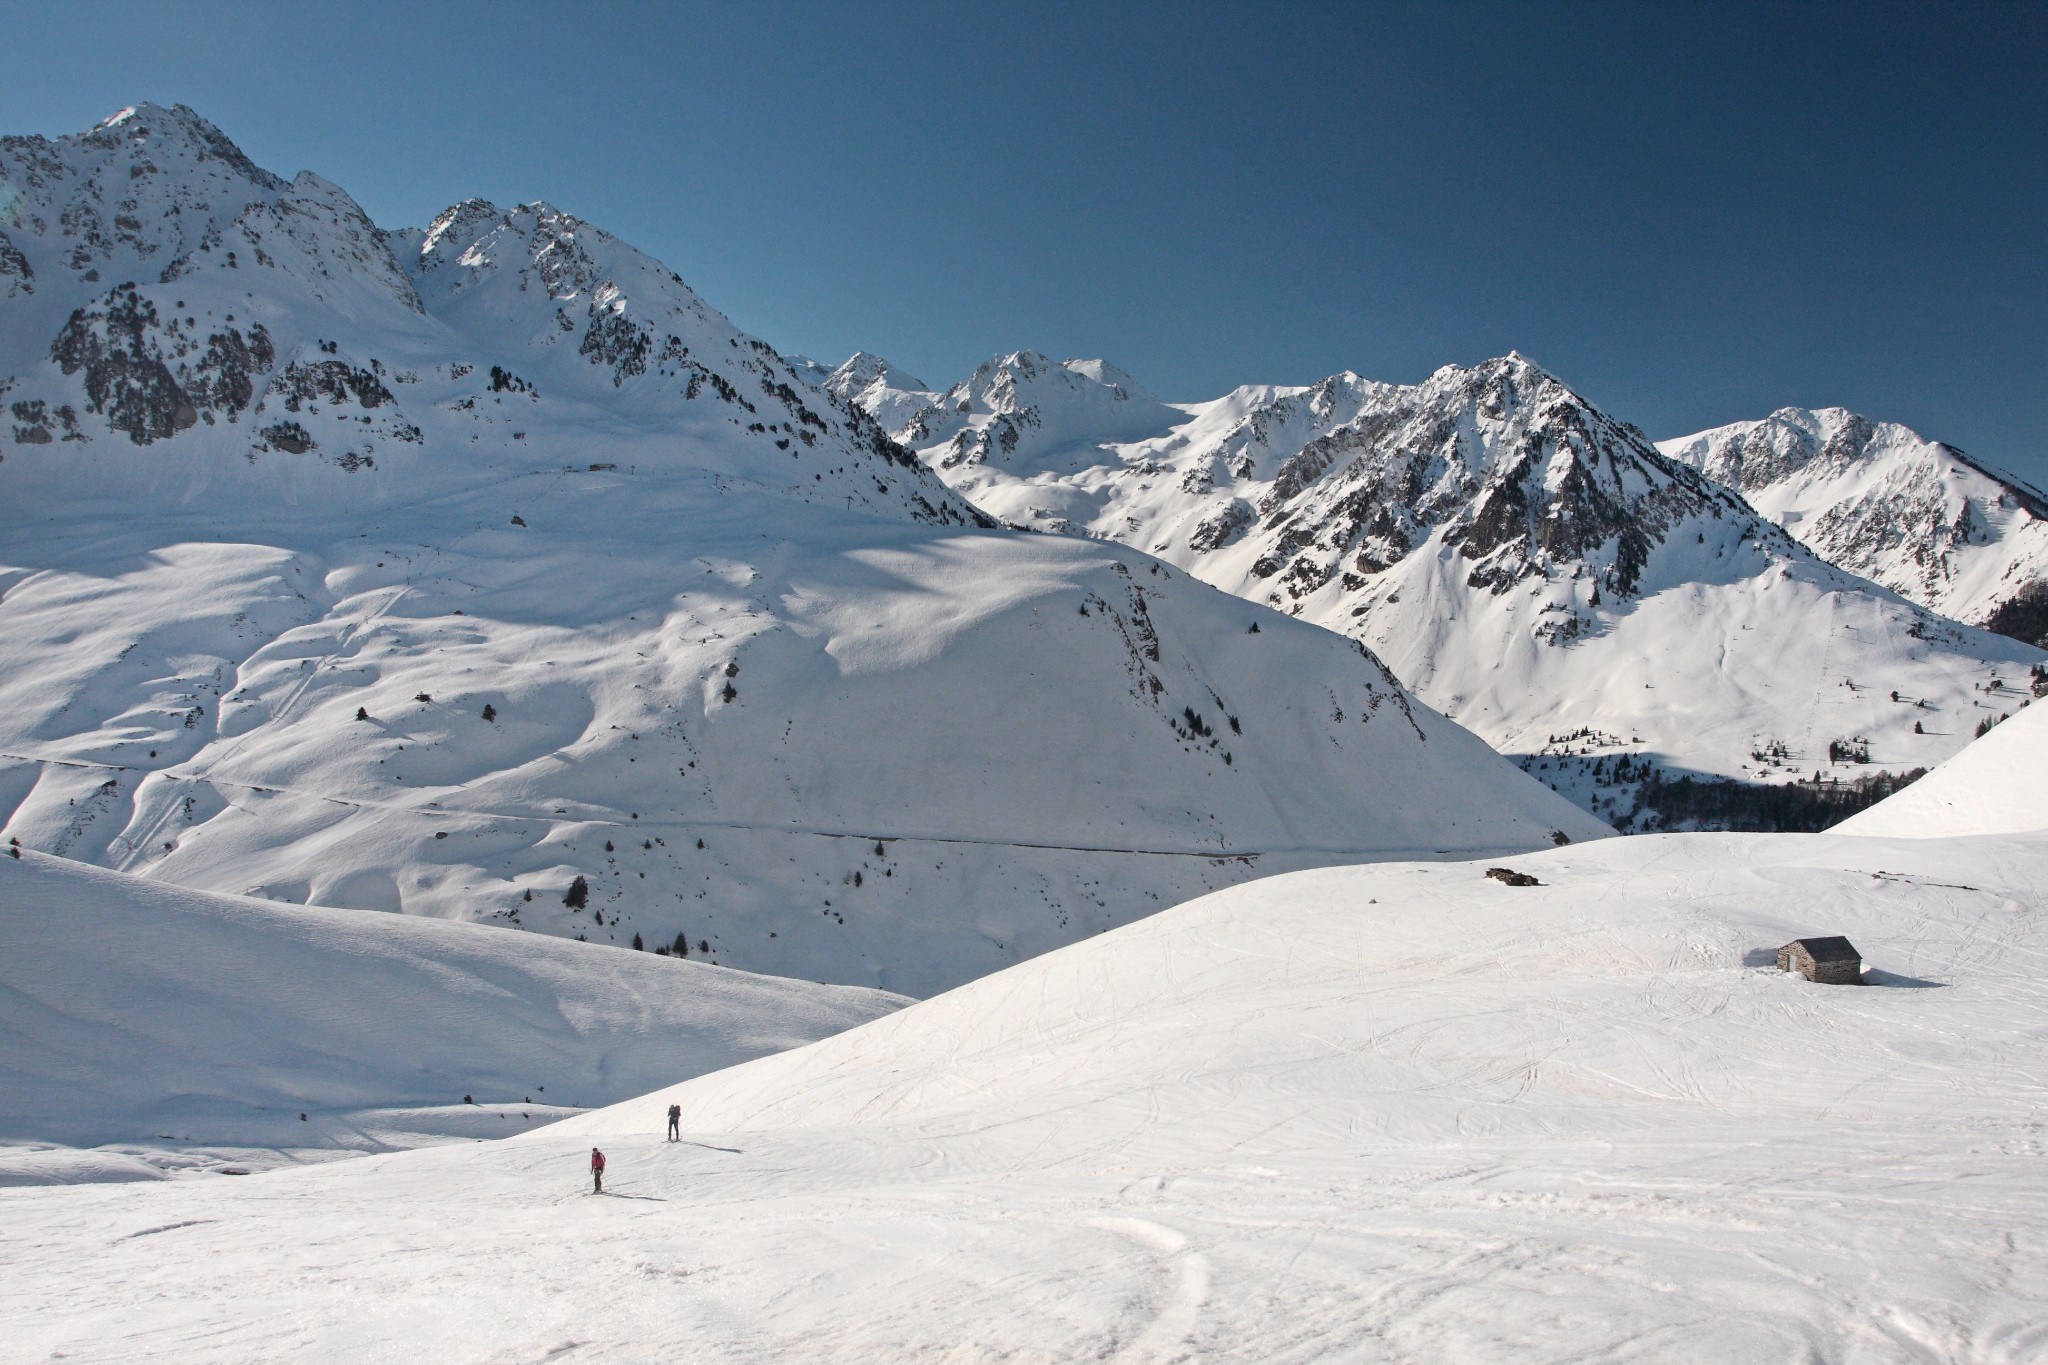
[
  {"left": 822, "top": 350, "right": 2044, "bottom": 831},
  {"left": 0, "top": 105, "right": 1602, "bottom": 996}
]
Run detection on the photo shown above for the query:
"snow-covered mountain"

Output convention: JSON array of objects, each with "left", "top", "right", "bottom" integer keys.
[
  {"left": 0, "top": 106, "right": 1603, "bottom": 998},
  {"left": 0, "top": 848, "right": 903, "bottom": 1174},
  {"left": 9, "top": 817, "right": 2046, "bottom": 1354},
  {"left": 853, "top": 350, "right": 2045, "bottom": 830},
  {"left": 821, "top": 349, "right": 939, "bottom": 433},
  {"left": 1659, "top": 407, "right": 2048, "bottom": 647}
]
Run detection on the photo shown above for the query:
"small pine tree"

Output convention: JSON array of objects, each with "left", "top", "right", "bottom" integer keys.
[
  {"left": 563, "top": 875, "right": 589, "bottom": 909},
  {"left": 1914, "top": 720, "right": 1924, "bottom": 734},
  {"left": 673, "top": 932, "right": 689, "bottom": 957},
  {"left": 632, "top": 932, "right": 643, "bottom": 950},
  {"left": 481, "top": 703, "right": 497, "bottom": 722},
  {"left": 355, "top": 706, "right": 369, "bottom": 721}
]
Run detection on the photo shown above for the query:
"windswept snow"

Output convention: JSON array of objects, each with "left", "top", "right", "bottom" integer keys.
[
  {"left": 4, "top": 823, "right": 2044, "bottom": 1359},
  {"left": 0, "top": 849, "right": 904, "bottom": 1174}
]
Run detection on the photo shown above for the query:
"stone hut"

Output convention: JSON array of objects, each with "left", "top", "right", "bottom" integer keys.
[{"left": 1777, "top": 936, "right": 1863, "bottom": 985}]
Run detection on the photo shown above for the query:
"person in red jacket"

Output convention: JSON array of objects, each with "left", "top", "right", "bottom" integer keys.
[{"left": 589, "top": 1147, "right": 606, "bottom": 1194}]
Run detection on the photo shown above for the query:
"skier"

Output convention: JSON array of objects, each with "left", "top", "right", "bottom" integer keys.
[
  {"left": 589, "top": 1146, "right": 606, "bottom": 1194},
  {"left": 666, "top": 1103, "right": 681, "bottom": 1142}
]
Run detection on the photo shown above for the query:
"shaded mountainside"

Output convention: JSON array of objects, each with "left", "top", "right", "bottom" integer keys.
[
  {"left": 851, "top": 351, "right": 2046, "bottom": 832},
  {"left": 1660, "top": 406, "right": 2048, "bottom": 647},
  {"left": 0, "top": 105, "right": 1606, "bottom": 998}
]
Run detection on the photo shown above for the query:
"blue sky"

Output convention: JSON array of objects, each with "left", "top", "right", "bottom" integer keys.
[{"left": 5, "top": 1, "right": 2044, "bottom": 481}]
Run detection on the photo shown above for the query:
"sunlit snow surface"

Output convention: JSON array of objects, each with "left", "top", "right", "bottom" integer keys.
[
  {"left": 5, "top": 814, "right": 2045, "bottom": 1360},
  {"left": 0, "top": 851, "right": 905, "bottom": 1176}
]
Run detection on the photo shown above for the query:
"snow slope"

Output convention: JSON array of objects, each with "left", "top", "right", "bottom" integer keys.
[
  {"left": 1836, "top": 699, "right": 2048, "bottom": 840},
  {"left": 0, "top": 848, "right": 904, "bottom": 1174},
  {"left": 1661, "top": 407, "right": 2048, "bottom": 646},
  {"left": 854, "top": 350, "right": 2045, "bottom": 827},
  {"left": 0, "top": 106, "right": 1603, "bottom": 997},
  {"left": 5, "top": 825, "right": 2043, "bottom": 1359}
]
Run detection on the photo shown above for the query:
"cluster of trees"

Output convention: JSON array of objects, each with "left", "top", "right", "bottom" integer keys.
[{"left": 1629, "top": 767, "right": 1927, "bottom": 833}]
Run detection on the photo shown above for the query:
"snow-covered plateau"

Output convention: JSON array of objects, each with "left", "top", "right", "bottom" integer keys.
[
  {"left": 0, "top": 105, "right": 1603, "bottom": 1000},
  {"left": 4, "top": 727, "right": 2045, "bottom": 1360},
  {"left": 834, "top": 351, "right": 2046, "bottom": 831}
]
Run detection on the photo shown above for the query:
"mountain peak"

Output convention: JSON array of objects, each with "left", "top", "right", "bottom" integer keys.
[
  {"left": 829, "top": 351, "right": 928, "bottom": 396},
  {"left": 77, "top": 102, "right": 281, "bottom": 190}
]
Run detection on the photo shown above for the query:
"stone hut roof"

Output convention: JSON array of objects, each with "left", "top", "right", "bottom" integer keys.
[{"left": 1786, "top": 936, "right": 1860, "bottom": 962}]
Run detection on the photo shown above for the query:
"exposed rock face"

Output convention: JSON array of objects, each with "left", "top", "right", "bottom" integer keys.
[
  {"left": 51, "top": 284, "right": 198, "bottom": 444},
  {"left": 269, "top": 359, "right": 391, "bottom": 412},
  {"left": 49, "top": 283, "right": 278, "bottom": 444},
  {"left": 1229, "top": 358, "right": 1750, "bottom": 604},
  {"left": 1660, "top": 407, "right": 2048, "bottom": 644},
  {"left": 0, "top": 232, "right": 31, "bottom": 297}
]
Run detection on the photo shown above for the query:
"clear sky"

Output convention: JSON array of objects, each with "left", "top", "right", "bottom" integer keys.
[{"left": 5, "top": 1, "right": 2044, "bottom": 482}]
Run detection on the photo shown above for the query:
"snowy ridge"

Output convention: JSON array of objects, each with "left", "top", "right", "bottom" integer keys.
[
  {"left": 7, "top": 824, "right": 2045, "bottom": 1355},
  {"left": 1660, "top": 406, "right": 2048, "bottom": 646},
  {"left": 858, "top": 350, "right": 2046, "bottom": 827},
  {"left": 0, "top": 848, "right": 904, "bottom": 1173},
  {"left": 0, "top": 106, "right": 1603, "bottom": 998}
]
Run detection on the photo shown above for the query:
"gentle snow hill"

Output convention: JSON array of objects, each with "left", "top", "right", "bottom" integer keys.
[
  {"left": 0, "top": 105, "right": 1603, "bottom": 997},
  {"left": 1836, "top": 698, "right": 2048, "bottom": 840},
  {"left": 5, "top": 828, "right": 2045, "bottom": 1360},
  {"left": 0, "top": 849, "right": 904, "bottom": 1173},
  {"left": 1660, "top": 407, "right": 2048, "bottom": 647},
  {"left": 857, "top": 350, "right": 2046, "bottom": 828}
]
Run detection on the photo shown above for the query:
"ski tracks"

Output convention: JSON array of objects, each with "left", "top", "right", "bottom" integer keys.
[{"left": 1087, "top": 1216, "right": 1212, "bottom": 1364}]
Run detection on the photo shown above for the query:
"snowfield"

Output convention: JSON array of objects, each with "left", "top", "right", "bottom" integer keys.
[
  {"left": 0, "top": 849, "right": 905, "bottom": 1179},
  {"left": 4, "top": 803, "right": 2045, "bottom": 1359}
]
